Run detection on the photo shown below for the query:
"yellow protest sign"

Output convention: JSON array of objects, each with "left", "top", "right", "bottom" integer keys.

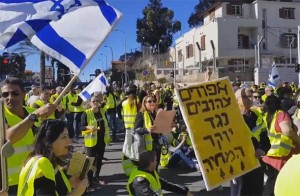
[{"left": 175, "top": 77, "right": 259, "bottom": 190}]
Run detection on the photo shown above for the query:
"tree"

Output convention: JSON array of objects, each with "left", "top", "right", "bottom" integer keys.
[
  {"left": 13, "top": 39, "right": 46, "bottom": 86},
  {"left": 188, "top": 0, "right": 217, "bottom": 27},
  {"left": 136, "top": 0, "right": 181, "bottom": 53}
]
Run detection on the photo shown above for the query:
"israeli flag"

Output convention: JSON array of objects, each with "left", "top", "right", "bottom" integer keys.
[
  {"left": 0, "top": 0, "right": 122, "bottom": 74},
  {"left": 79, "top": 72, "right": 108, "bottom": 102},
  {"left": 268, "top": 62, "right": 282, "bottom": 88}
]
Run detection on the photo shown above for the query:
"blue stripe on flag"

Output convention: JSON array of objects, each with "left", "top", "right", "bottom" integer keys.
[
  {"left": 35, "top": 24, "right": 86, "bottom": 69},
  {"left": 81, "top": 90, "right": 91, "bottom": 100},
  {"left": 27, "top": 19, "right": 51, "bottom": 33},
  {"left": 5, "top": 29, "right": 27, "bottom": 48},
  {"left": 268, "top": 81, "right": 276, "bottom": 87},
  {"left": 94, "top": 0, "right": 117, "bottom": 25},
  {"left": 99, "top": 75, "right": 107, "bottom": 86},
  {"left": 0, "top": 0, "right": 48, "bottom": 3}
]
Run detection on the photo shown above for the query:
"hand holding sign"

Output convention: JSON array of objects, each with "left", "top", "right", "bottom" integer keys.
[{"left": 152, "top": 110, "right": 176, "bottom": 134}]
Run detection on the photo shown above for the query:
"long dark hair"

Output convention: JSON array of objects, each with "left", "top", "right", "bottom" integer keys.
[
  {"left": 27, "top": 119, "right": 67, "bottom": 166},
  {"left": 263, "top": 95, "right": 281, "bottom": 130}
]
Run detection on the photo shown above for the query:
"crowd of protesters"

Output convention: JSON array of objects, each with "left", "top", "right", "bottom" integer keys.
[{"left": 1, "top": 75, "right": 300, "bottom": 195}]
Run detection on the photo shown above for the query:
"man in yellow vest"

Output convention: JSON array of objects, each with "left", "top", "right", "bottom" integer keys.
[
  {"left": 127, "top": 151, "right": 192, "bottom": 196},
  {"left": 64, "top": 85, "right": 83, "bottom": 142},
  {"left": 104, "top": 85, "right": 119, "bottom": 142},
  {"left": 1, "top": 77, "right": 56, "bottom": 195},
  {"left": 231, "top": 88, "right": 270, "bottom": 196}
]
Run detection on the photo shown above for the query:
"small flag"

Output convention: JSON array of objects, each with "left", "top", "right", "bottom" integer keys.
[
  {"left": 268, "top": 62, "right": 282, "bottom": 88},
  {"left": 79, "top": 72, "right": 108, "bottom": 102},
  {"left": 0, "top": 0, "right": 122, "bottom": 74}
]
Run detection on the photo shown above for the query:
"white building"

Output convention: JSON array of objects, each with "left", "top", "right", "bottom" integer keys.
[{"left": 173, "top": 0, "right": 300, "bottom": 82}]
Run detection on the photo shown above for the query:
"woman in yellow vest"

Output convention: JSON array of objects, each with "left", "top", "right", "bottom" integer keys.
[
  {"left": 121, "top": 85, "right": 140, "bottom": 176},
  {"left": 262, "top": 95, "right": 300, "bottom": 195},
  {"left": 81, "top": 95, "right": 110, "bottom": 192},
  {"left": 18, "top": 119, "right": 88, "bottom": 196},
  {"left": 134, "top": 95, "right": 162, "bottom": 169}
]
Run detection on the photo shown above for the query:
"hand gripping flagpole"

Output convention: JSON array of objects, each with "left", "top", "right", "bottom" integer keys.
[{"left": 53, "top": 72, "right": 79, "bottom": 105}]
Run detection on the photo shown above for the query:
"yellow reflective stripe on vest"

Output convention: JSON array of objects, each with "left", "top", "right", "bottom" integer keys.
[
  {"left": 127, "top": 168, "right": 162, "bottom": 196},
  {"left": 143, "top": 112, "right": 153, "bottom": 151},
  {"left": 122, "top": 156, "right": 136, "bottom": 176},
  {"left": 265, "top": 110, "right": 294, "bottom": 157},
  {"left": 84, "top": 109, "right": 98, "bottom": 147},
  {"left": 18, "top": 157, "right": 71, "bottom": 196},
  {"left": 100, "top": 108, "right": 111, "bottom": 144},
  {"left": 5, "top": 106, "right": 35, "bottom": 186},
  {"left": 122, "top": 100, "right": 137, "bottom": 129}
]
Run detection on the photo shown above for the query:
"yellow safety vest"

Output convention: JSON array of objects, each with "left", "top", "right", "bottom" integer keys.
[
  {"left": 250, "top": 108, "right": 266, "bottom": 142},
  {"left": 5, "top": 106, "right": 36, "bottom": 186},
  {"left": 122, "top": 99, "right": 137, "bottom": 129},
  {"left": 143, "top": 112, "right": 153, "bottom": 151},
  {"left": 265, "top": 110, "right": 294, "bottom": 157},
  {"left": 82, "top": 108, "right": 111, "bottom": 146},
  {"left": 160, "top": 146, "right": 171, "bottom": 167},
  {"left": 105, "top": 93, "right": 116, "bottom": 110},
  {"left": 65, "top": 93, "right": 77, "bottom": 112},
  {"left": 73, "top": 93, "right": 84, "bottom": 112},
  {"left": 122, "top": 155, "right": 137, "bottom": 177},
  {"left": 32, "top": 100, "right": 55, "bottom": 119},
  {"left": 18, "top": 156, "right": 71, "bottom": 196},
  {"left": 127, "top": 167, "right": 162, "bottom": 196}
]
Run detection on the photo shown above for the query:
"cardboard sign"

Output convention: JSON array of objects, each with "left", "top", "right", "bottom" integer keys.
[
  {"left": 175, "top": 77, "right": 259, "bottom": 190},
  {"left": 153, "top": 110, "right": 176, "bottom": 134}
]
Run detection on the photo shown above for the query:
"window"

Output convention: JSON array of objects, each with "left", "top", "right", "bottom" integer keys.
[
  {"left": 232, "top": 5, "right": 242, "bottom": 15},
  {"left": 178, "top": 49, "right": 183, "bottom": 62},
  {"left": 186, "top": 44, "right": 193, "bottom": 58},
  {"left": 238, "top": 34, "right": 249, "bottom": 49},
  {"left": 279, "top": 8, "right": 295, "bottom": 19},
  {"left": 227, "top": 4, "right": 242, "bottom": 16},
  {"left": 280, "top": 33, "right": 297, "bottom": 48}
]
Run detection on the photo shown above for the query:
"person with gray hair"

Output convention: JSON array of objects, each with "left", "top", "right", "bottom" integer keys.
[{"left": 230, "top": 88, "right": 270, "bottom": 196}]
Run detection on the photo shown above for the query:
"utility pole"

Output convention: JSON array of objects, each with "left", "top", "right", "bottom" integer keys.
[
  {"left": 257, "top": 35, "right": 264, "bottom": 68},
  {"left": 196, "top": 42, "right": 202, "bottom": 72}
]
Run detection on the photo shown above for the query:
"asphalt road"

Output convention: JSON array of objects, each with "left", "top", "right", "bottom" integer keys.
[{"left": 72, "top": 134, "right": 231, "bottom": 196}]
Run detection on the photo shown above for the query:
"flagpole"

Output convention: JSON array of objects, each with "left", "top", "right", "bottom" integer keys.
[{"left": 53, "top": 73, "right": 79, "bottom": 105}]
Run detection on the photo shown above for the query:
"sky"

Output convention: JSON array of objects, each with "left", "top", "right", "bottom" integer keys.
[{"left": 19, "top": 0, "right": 199, "bottom": 82}]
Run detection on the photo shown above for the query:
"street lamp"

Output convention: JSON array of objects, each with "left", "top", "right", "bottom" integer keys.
[
  {"left": 104, "top": 45, "right": 113, "bottom": 70},
  {"left": 100, "top": 53, "right": 107, "bottom": 70},
  {"left": 114, "top": 29, "right": 127, "bottom": 83},
  {"left": 157, "top": 39, "right": 162, "bottom": 73},
  {"left": 289, "top": 36, "right": 296, "bottom": 64}
]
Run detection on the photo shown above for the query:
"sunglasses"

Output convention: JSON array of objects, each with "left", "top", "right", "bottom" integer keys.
[
  {"left": 146, "top": 100, "right": 156, "bottom": 103},
  {"left": 253, "top": 96, "right": 261, "bottom": 99},
  {"left": 1, "top": 91, "right": 20, "bottom": 98}
]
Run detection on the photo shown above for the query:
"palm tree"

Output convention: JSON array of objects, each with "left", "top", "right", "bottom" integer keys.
[{"left": 13, "top": 39, "right": 46, "bottom": 86}]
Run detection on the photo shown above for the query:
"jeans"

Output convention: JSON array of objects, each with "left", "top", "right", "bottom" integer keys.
[
  {"left": 106, "top": 111, "right": 118, "bottom": 140},
  {"left": 73, "top": 112, "right": 83, "bottom": 139},
  {"left": 168, "top": 149, "right": 196, "bottom": 169},
  {"left": 66, "top": 113, "right": 75, "bottom": 139}
]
